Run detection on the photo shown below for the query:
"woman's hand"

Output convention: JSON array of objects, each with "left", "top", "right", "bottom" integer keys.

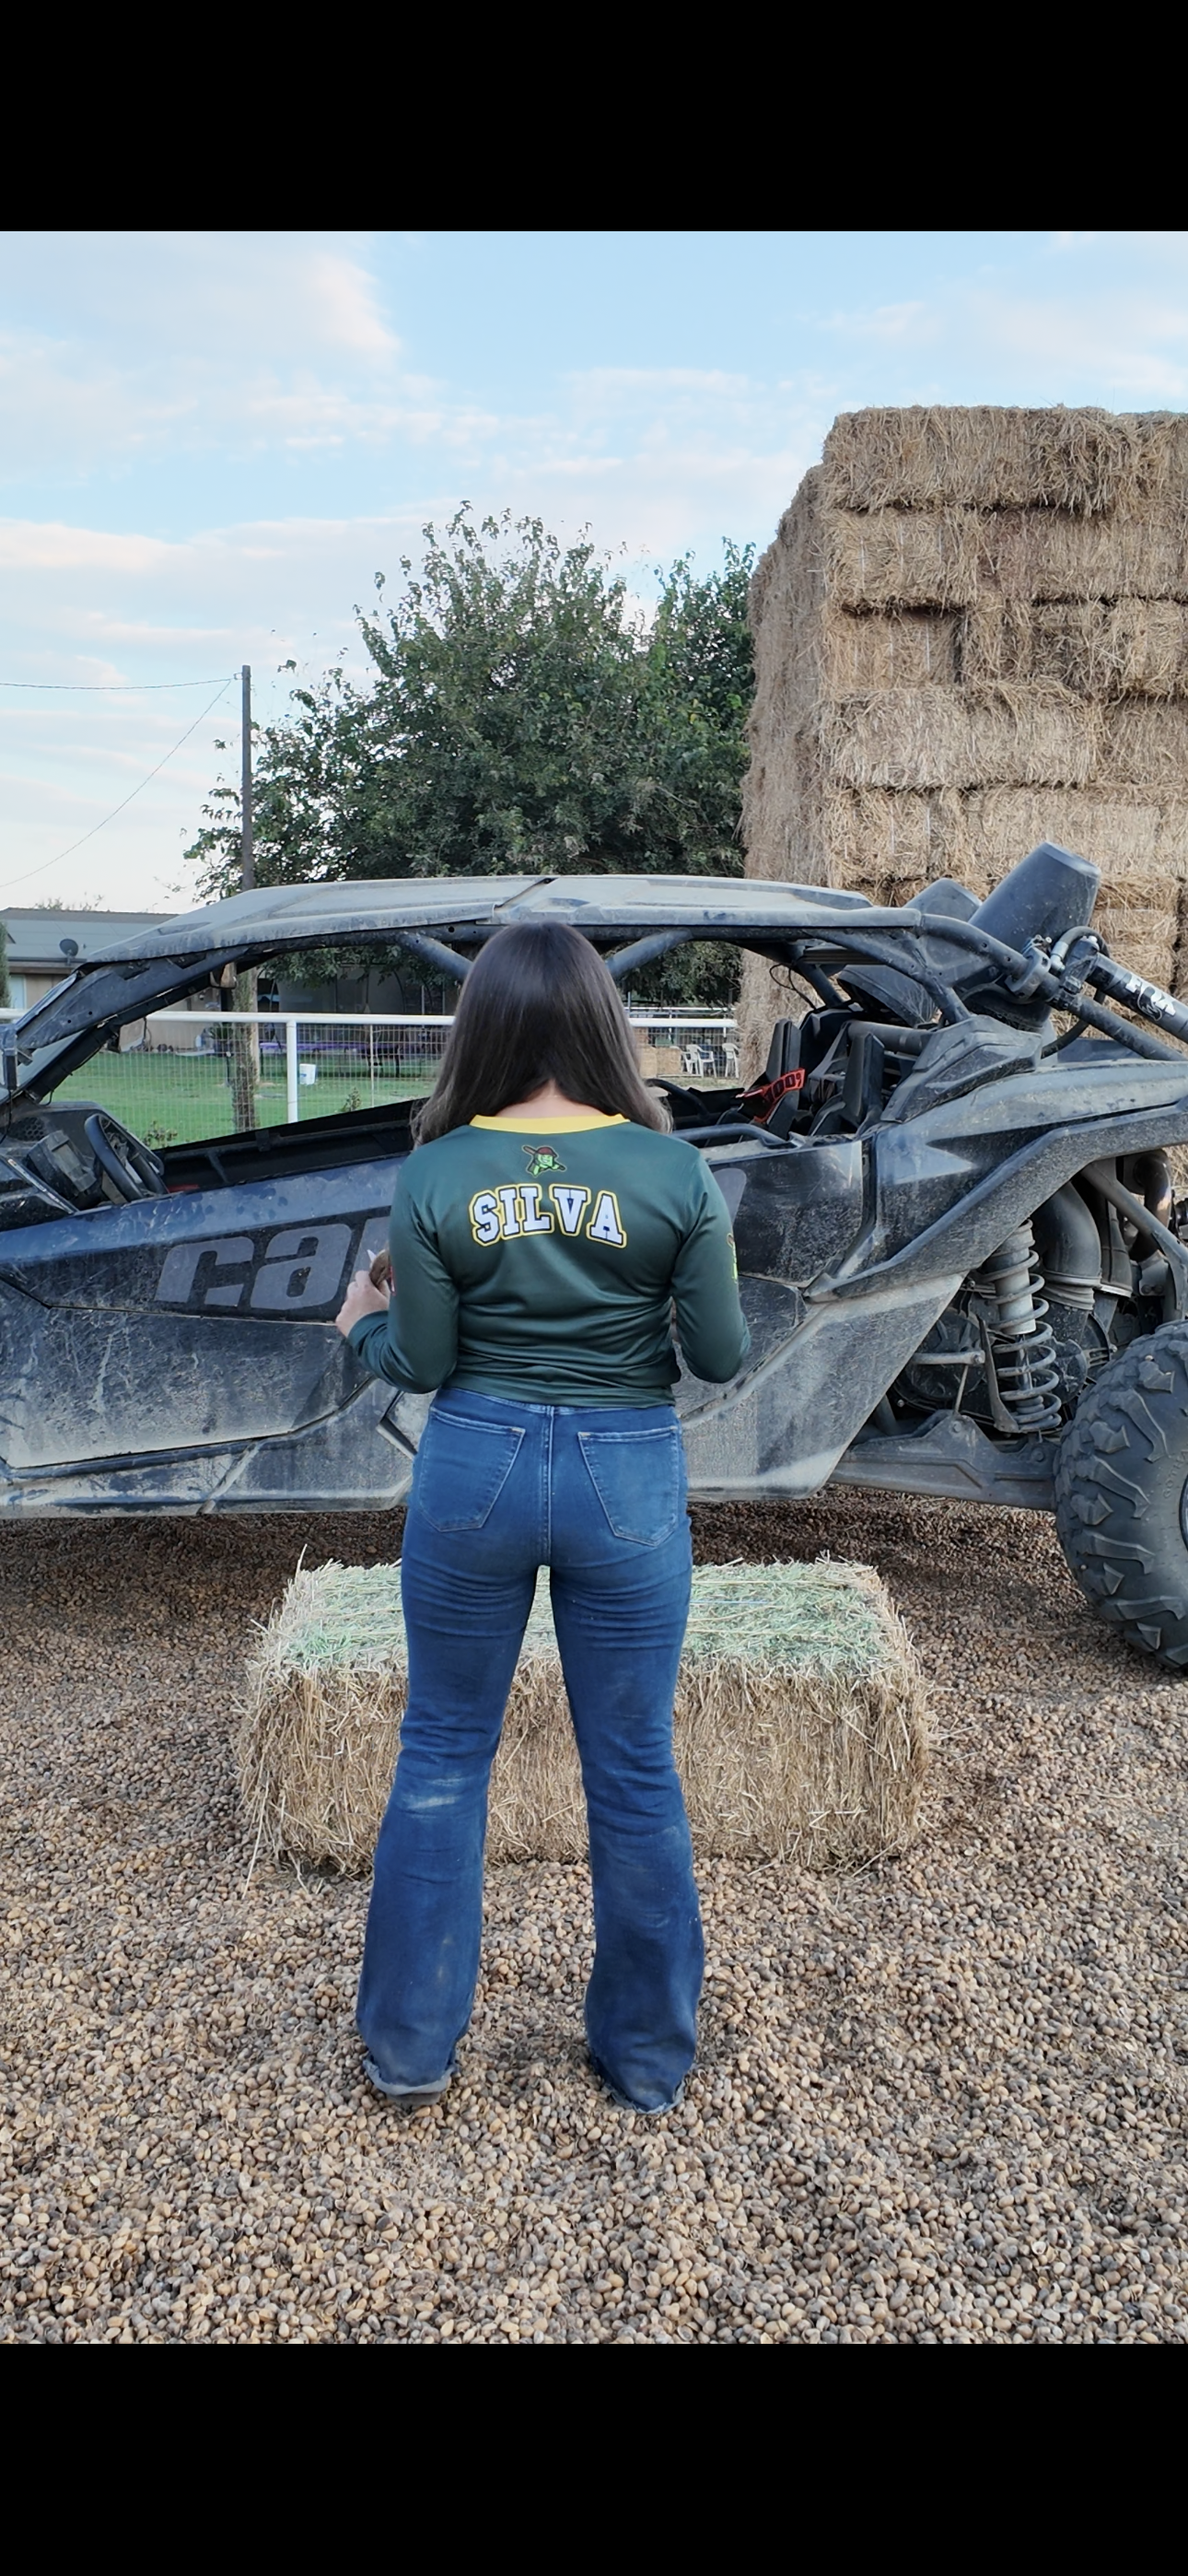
[{"left": 335, "top": 1265, "right": 391, "bottom": 1340}]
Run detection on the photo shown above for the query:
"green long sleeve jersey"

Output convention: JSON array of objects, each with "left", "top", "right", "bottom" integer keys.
[{"left": 349, "top": 1110, "right": 750, "bottom": 1408}]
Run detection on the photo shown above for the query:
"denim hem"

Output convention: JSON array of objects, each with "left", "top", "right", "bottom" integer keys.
[
  {"left": 589, "top": 2054, "right": 686, "bottom": 2117},
  {"left": 362, "top": 2054, "right": 451, "bottom": 2106}
]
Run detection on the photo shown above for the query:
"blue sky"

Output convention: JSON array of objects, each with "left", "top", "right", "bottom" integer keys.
[{"left": 3, "top": 228, "right": 1188, "bottom": 910}]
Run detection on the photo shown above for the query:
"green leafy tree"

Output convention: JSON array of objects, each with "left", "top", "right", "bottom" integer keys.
[{"left": 186, "top": 509, "right": 754, "bottom": 1001}]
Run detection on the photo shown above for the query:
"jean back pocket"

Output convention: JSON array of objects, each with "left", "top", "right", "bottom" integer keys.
[
  {"left": 578, "top": 1423, "right": 684, "bottom": 1546},
  {"left": 414, "top": 1409, "right": 524, "bottom": 1533}
]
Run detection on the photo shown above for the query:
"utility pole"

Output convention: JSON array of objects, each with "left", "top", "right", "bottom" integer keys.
[
  {"left": 241, "top": 663, "right": 254, "bottom": 889},
  {"left": 230, "top": 661, "right": 258, "bottom": 1129}
]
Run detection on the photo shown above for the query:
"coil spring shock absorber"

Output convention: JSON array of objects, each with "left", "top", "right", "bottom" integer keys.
[{"left": 971, "top": 1222, "right": 1062, "bottom": 1433}]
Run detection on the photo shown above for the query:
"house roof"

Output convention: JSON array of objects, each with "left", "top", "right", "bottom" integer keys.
[{"left": 2, "top": 907, "right": 171, "bottom": 972}]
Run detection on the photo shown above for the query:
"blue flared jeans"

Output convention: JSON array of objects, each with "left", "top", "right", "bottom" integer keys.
[{"left": 356, "top": 1387, "right": 701, "bottom": 2112}]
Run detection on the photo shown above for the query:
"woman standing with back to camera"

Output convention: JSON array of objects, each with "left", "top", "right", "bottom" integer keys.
[{"left": 335, "top": 922, "right": 749, "bottom": 2116}]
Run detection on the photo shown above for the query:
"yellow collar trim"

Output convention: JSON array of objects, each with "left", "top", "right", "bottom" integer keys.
[{"left": 471, "top": 1112, "right": 627, "bottom": 1133}]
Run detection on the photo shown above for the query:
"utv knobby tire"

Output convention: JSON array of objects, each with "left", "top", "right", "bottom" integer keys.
[{"left": 1054, "top": 1321, "right": 1188, "bottom": 1667}]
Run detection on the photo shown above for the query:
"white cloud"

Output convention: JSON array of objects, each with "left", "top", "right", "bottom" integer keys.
[
  {"left": 302, "top": 250, "right": 401, "bottom": 359},
  {"left": 809, "top": 263, "right": 1188, "bottom": 404},
  {"left": 0, "top": 521, "right": 177, "bottom": 574},
  {"left": 0, "top": 233, "right": 424, "bottom": 480},
  {"left": 0, "top": 231, "right": 400, "bottom": 368},
  {"left": 822, "top": 300, "right": 936, "bottom": 345},
  {"left": 0, "top": 235, "right": 821, "bottom": 493},
  {"left": 0, "top": 334, "right": 189, "bottom": 479},
  {"left": 568, "top": 366, "right": 753, "bottom": 401},
  {"left": 236, "top": 382, "right": 504, "bottom": 452},
  {"left": 1047, "top": 230, "right": 1188, "bottom": 261},
  {"left": 966, "top": 287, "right": 1188, "bottom": 397}
]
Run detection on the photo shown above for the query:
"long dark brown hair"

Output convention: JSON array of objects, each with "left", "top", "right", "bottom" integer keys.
[{"left": 413, "top": 922, "right": 670, "bottom": 1142}]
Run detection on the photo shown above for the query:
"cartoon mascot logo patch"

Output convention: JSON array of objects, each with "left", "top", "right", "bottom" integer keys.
[{"left": 523, "top": 1142, "right": 567, "bottom": 1179}]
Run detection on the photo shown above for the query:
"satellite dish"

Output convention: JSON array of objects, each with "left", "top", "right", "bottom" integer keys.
[{"left": 59, "top": 937, "right": 79, "bottom": 960}]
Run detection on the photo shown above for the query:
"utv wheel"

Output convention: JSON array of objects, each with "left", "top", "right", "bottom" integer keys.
[{"left": 1054, "top": 1321, "right": 1188, "bottom": 1667}]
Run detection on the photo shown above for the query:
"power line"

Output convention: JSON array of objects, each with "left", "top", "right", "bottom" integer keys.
[
  {"left": 0, "top": 678, "right": 235, "bottom": 895},
  {"left": 0, "top": 674, "right": 236, "bottom": 691}
]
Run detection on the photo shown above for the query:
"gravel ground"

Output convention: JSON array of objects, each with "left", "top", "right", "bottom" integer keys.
[{"left": 2, "top": 1494, "right": 1186, "bottom": 2346}]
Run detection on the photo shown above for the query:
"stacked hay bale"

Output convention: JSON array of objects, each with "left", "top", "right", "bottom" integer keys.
[
  {"left": 634, "top": 1035, "right": 684, "bottom": 1081},
  {"left": 740, "top": 406, "right": 1188, "bottom": 1069},
  {"left": 238, "top": 1557, "right": 927, "bottom": 1876}
]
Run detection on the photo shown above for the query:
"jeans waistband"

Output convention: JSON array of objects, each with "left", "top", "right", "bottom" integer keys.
[{"left": 433, "top": 1386, "right": 679, "bottom": 1428}]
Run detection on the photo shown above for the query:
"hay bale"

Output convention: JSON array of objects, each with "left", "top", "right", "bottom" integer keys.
[
  {"left": 827, "top": 508, "right": 981, "bottom": 612},
  {"left": 833, "top": 504, "right": 1188, "bottom": 617},
  {"left": 735, "top": 949, "right": 800, "bottom": 1082},
  {"left": 821, "top": 608, "right": 960, "bottom": 695},
  {"left": 741, "top": 735, "right": 823, "bottom": 887},
  {"left": 960, "top": 786, "right": 1188, "bottom": 884},
  {"left": 821, "top": 405, "right": 1174, "bottom": 517},
  {"left": 239, "top": 1558, "right": 927, "bottom": 1876},
  {"left": 984, "top": 508, "right": 1188, "bottom": 604},
  {"left": 821, "top": 684, "right": 1098, "bottom": 792},
  {"left": 964, "top": 600, "right": 1188, "bottom": 699},
  {"left": 1092, "top": 886, "right": 1180, "bottom": 990},
  {"left": 741, "top": 474, "right": 829, "bottom": 884},
  {"left": 1088, "top": 602, "right": 1188, "bottom": 701},
  {"left": 964, "top": 599, "right": 1188, "bottom": 697},
  {"left": 821, "top": 787, "right": 972, "bottom": 894},
  {"left": 635, "top": 1042, "right": 683, "bottom": 1079},
  {"left": 959, "top": 594, "right": 1042, "bottom": 688},
  {"left": 1098, "top": 701, "right": 1188, "bottom": 789}
]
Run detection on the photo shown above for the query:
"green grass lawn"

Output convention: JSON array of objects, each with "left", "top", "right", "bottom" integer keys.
[{"left": 48, "top": 1051, "right": 431, "bottom": 1147}]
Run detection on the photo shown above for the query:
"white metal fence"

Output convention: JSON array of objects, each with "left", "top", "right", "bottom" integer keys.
[{"left": 0, "top": 1007, "right": 740, "bottom": 1149}]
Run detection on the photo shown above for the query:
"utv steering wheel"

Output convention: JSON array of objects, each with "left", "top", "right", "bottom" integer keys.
[{"left": 84, "top": 1110, "right": 167, "bottom": 1202}]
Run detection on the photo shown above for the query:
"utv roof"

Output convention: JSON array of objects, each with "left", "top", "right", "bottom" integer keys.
[
  {"left": 1, "top": 872, "right": 923, "bottom": 1098},
  {"left": 43, "top": 871, "right": 901, "bottom": 965}
]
